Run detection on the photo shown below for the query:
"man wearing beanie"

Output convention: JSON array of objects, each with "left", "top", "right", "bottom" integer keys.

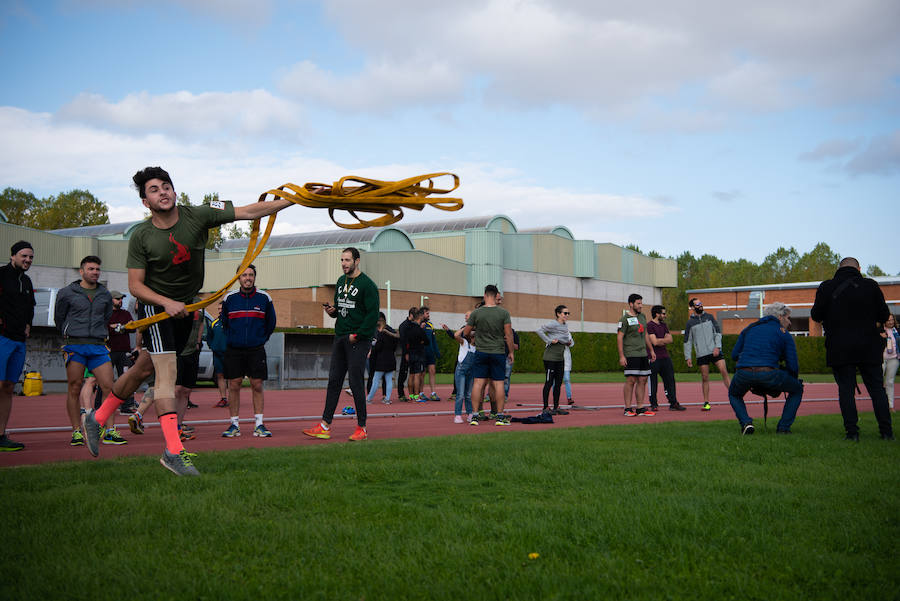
[{"left": 0, "top": 241, "right": 35, "bottom": 451}]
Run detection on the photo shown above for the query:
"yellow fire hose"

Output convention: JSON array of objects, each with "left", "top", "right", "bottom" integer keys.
[{"left": 124, "top": 172, "right": 461, "bottom": 331}]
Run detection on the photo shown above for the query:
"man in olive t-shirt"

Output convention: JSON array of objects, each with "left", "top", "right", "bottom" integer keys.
[
  {"left": 304, "top": 247, "right": 379, "bottom": 442},
  {"left": 82, "top": 166, "right": 294, "bottom": 476},
  {"left": 616, "top": 293, "right": 656, "bottom": 417},
  {"left": 461, "top": 284, "right": 515, "bottom": 426}
]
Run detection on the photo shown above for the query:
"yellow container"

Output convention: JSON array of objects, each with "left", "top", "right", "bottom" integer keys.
[{"left": 23, "top": 372, "right": 42, "bottom": 396}]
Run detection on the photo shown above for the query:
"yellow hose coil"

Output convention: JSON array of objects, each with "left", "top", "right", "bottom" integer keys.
[{"left": 125, "top": 172, "right": 461, "bottom": 331}]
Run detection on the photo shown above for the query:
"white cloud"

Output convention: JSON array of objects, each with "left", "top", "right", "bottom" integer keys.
[
  {"left": 55, "top": 90, "right": 306, "bottom": 141},
  {"left": 0, "top": 107, "right": 676, "bottom": 241},
  {"left": 279, "top": 59, "right": 464, "bottom": 113},
  {"left": 846, "top": 130, "right": 900, "bottom": 176}
]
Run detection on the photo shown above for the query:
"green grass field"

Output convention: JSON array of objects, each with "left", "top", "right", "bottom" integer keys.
[{"left": 2, "top": 414, "right": 897, "bottom": 600}]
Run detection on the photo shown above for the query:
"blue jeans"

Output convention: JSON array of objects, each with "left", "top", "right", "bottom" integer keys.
[
  {"left": 504, "top": 359, "right": 513, "bottom": 397},
  {"left": 454, "top": 353, "right": 475, "bottom": 416},
  {"left": 564, "top": 370, "right": 572, "bottom": 399},
  {"left": 728, "top": 368, "right": 803, "bottom": 431},
  {"left": 366, "top": 371, "right": 393, "bottom": 402}
]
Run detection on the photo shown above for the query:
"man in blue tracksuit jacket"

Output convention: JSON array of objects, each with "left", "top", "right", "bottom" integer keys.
[
  {"left": 728, "top": 302, "right": 803, "bottom": 435},
  {"left": 221, "top": 264, "right": 277, "bottom": 438}
]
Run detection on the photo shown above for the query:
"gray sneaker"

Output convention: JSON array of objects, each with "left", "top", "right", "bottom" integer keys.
[
  {"left": 81, "top": 410, "right": 102, "bottom": 457},
  {"left": 160, "top": 449, "right": 200, "bottom": 476}
]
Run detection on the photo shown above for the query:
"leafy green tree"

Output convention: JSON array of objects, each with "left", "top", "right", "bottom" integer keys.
[
  {"left": 791, "top": 242, "right": 840, "bottom": 282},
  {"left": 760, "top": 246, "right": 800, "bottom": 283},
  {"left": 866, "top": 264, "right": 886, "bottom": 277},
  {"left": 33, "top": 189, "right": 108, "bottom": 230},
  {"left": 0, "top": 187, "right": 40, "bottom": 225}
]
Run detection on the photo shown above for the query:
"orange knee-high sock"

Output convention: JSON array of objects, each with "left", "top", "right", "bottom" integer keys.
[
  {"left": 159, "top": 413, "right": 184, "bottom": 454},
  {"left": 94, "top": 393, "right": 125, "bottom": 425}
]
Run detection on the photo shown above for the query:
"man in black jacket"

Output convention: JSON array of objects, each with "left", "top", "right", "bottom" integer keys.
[
  {"left": 811, "top": 257, "right": 893, "bottom": 441},
  {"left": 0, "top": 241, "right": 35, "bottom": 451}
]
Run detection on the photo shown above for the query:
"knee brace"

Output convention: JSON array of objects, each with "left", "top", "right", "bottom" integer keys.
[{"left": 150, "top": 352, "right": 177, "bottom": 399}]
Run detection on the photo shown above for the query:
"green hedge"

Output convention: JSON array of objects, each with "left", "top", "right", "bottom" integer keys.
[{"left": 433, "top": 331, "right": 829, "bottom": 374}]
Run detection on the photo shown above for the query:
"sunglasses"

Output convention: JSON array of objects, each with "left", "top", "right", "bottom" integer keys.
[{"left": 562, "top": 311, "right": 571, "bottom": 315}]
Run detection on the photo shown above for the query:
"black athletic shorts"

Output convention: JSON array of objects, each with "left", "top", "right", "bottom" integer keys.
[
  {"left": 624, "top": 356, "right": 651, "bottom": 377},
  {"left": 137, "top": 303, "right": 195, "bottom": 354},
  {"left": 696, "top": 353, "right": 723, "bottom": 367},
  {"left": 408, "top": 352, "right": 425, "bottom": 375},
  {"left": 224, "top": 346, "right": 268, "bottom": 380},
  {"left": 176, "top": 352, "right": 200, "bottom": 388}
]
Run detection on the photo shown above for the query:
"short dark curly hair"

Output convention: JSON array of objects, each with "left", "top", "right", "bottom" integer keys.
[{"left": 132, "top": 166, "right": 173, "bottom": 199}]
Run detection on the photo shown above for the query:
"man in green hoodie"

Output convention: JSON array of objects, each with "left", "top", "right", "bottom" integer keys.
[{"left": 304, "top": 247, "right": 380, "bottom": 441}]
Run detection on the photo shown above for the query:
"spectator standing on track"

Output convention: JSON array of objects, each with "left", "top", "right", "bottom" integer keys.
[
  {"left": 444, "top": 312, "right": 476, "bottom": 423},
  {"left": 396, "top": 307, "right": 418, "bottom": 401},
  {"left": 883, "top": 314, "right": 898, "bottom": 411},
  {"left": 0, "top": 241, "right": 35, "bottom": 452},
  {"left": 728, "top": 302, "right": 804, "bottom": 436},
  {"left": 462, "top": 285, "right": 515, "bottom": 427},
  {"left": 303, "top": 247, "right": 379, "bottom": 442},
  {"left": 683, "top": 297, "right": 731, "bottom": 411},
  {"left": 422, "top": 306, "right": 441, "bottom": 401},
  {"left": 108, "top": 291, "right": 139, "bottom": 415},
  {"left": 617, "top": 293, "right": 656, "bottom": 417},
  {"left": 647, "top": 305, "right": 685, "bottom": 411},
  {"left": 537, "top": 305, "right": 573, "bottom": 415},
  {"left": 368, "top": 311, "right": 398, "bottom": 399},
  {"left": 405, "top": 309, "right": 429, "bottom": 402},
  {"left": 56, "top": 256, "right": 127, "bottom": 447},
  {"left": 811, "top": 257, "right": 893, "bottom": 441},
  {"left": 82, "top": 165, "right": 292, "bottom": 476},
  {"left": 497, "top": 293, "right": 519, "bottom": 402},
  {"left": 221, "top": 265, "right": 277, "bottom": 439},
  {"left": 206, "top": 301, "right": 229, "bottom": 408},
  {"left": 365, "top": 314, "right": 397, "bottom": 405}
]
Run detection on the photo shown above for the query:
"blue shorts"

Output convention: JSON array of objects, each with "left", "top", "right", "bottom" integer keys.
[
  {"left": 472, "top": 351, "right": 507, "bottom": 381},
  {"left": 62, "top": 343, "right": 111, "bottom": 372},
  {"left": 213, "top": 352, "right": 225, "bottom": 375},
  {"left": 0, "top": 335, "right": 26, "bottom": 383}
]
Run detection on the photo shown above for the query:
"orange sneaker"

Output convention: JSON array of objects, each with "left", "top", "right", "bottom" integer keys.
[
  {"left": 349, "top": 426, "right": 367, "bottom": 441},
  {"left": 302, "top": 423, "right": 331, "bottom": 439}
]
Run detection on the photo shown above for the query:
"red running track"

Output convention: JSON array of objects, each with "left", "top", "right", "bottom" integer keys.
[{"left": 0, "top": 381, "right": 859, "bottom": 468}]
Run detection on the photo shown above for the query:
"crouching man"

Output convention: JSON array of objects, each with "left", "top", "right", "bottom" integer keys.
[{"left": 728, "top": 302, "right": 803, "bottom": 435}]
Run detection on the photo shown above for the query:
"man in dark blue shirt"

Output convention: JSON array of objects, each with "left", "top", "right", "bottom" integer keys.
[{"left": 728, "top": 302, "right": 803, "bottom": 435}]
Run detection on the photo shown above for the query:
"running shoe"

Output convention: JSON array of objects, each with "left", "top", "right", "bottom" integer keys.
[
  {"left": 555, "top": 408, "right": 570, "bottom": 415},
  {"left": 181, "top": 423, "right": 195, "bottom": 434},
  {"left": 214, "top": 398, "right": 228, "bottom": 408},
  {"left": 344, "top": 388, "right": 353, "bottom": 397},
  {"left": 649, "top": 403, "right": 659, "bottom": 411},
  {"left": 381, "top": 398, "right": 392, "bottom": 405},
  {"left": 454, "top": 415, "right": 464, "bottom": 424},
  {"left": 118, "top": 402, "right": 137, "bottom": 415},
  {"left": 567, "top": 397, "right": 575, "bottom": 405},
  {"left": 303, "top": 423, "right": 331, "bottom": 439},
  {"left": 702, "top": 402, "right": 712, "bottom": 411},
  {"left": 0, "top": 435, "right": 24, "bottom": 452},
  {"left": 398, "top": 396, "right": 409, "bottom": 402},
  {"left": 741, "top": 423, "right": 755, "bottom": 436},
  {"left": 414, "top": 395, "right": 428, "bottom": 403},
  {"left": 128, "top": 412, "right": 144, "bottom": 435},
  {"left": 488, "top": 412, "right": 498, "bottom": 421},
  {"left": 448, "top": 394, "right": 456, "bottom": 402},
  {"left": 186, "top": 400, "right": 198, "bottom": 409},
  {"left": 81, "top": 410, "right": 102, "bottom": 456},
  {"left": 469, "top": 415, "right": 479, "bottom": 426},
  {"left": 624, "top": 408, "right": 637, "bottom": 417},
  {"left": 222, "top": 423, "right": 241, "bottom": 438},
  {"left": 102, "top": 427, "right": 128, "bottom": 445},
  {"left": 495, "top": 416, "right": 512, "bottom": 426},
  {"left": 638, "top": 408, "right": 656, "bottom": 417},
  {"left": 70, "top": 429, "right": 84, "bottom": 446},
  {"left": 179, "top": 427, "right": 195, "bottom": 442},
  {"left": 430, "top": 392, "right": 441, "bottom": 401},
  {"left": 475, "top": 412, "right": 491, "bottom": 421},
  {"left": 669, "top": 403, "right": 687, "bottom": 411},
  {"left": 253, "top": 423, "right": 273, "bottom": 438},
  {"left": 349, "top": 426, "right": 368, "bottom": 441},
  {"left": 160, "top": 449, "right": 200, "bottom": 476}
]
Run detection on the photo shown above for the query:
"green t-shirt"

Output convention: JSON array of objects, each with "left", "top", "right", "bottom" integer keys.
[
  {"left": 466, "top": 305, "right": 511, "bottom": 354},
  {"left": 333, "top": 271, "right": 380, "bottom": 339},
  {"left": 618, "top": 311, "right": 648, "bottom": 358},
  {"left": 126, "top": 203, "right": 235, "bottom": 303}
]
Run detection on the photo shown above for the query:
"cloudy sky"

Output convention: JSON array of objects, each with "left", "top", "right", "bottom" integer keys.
[{"left": 2, "top": 0, "right": 898, "bottom": 274}]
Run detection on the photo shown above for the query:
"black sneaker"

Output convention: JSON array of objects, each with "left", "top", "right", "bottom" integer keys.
[
  {"left": 649, "top": 403, "right": 659, "bottom": 411},
  {"left": 186, "top": 400, "right": 198, "bottom": 409},
  {"left": 844, "top": 432, "right": 860, "bottom": 442},
  {"left": 669, "top": 403, "right": 687, "bottom": 411},
  {"left": 741, "top": 423, "right": 755, "bottom": 436},
  {"left": 881, "top": 432, "right": 895, "bottom": 441},
  {"left": 0, "top": 435, "right": 25, "bottom": 452},
  {"left": 555, "top": 408, "right": 569, "bottom": 415}
]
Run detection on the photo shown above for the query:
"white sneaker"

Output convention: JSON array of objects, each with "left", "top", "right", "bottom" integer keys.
[{"left": 453, "top": 415, "right": 464, "bottom": 424}]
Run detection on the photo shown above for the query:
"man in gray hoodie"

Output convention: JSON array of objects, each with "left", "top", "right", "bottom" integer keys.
[
  {"left": 55, "top": 256, "right": 126, "bottom": 446},
  {"left": 683, "top": 297, "right": 731, "bottom": 411}
]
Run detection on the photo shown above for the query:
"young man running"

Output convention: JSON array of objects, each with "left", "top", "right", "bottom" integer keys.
[
  {"left": 683, "top": 297, "right": 731, "bottom": 411},
  {"left": 81, "top": 166, "right": 293, "bottom": 475},
  {"left": 56, "top": 255, "right": 126, "bottom": 447},
  {"left": 0, "top": 241, "right": 35, "bottom": 451},
  {"left": 617, "top": 293, "right": 656, "bottom": 416},
  {"left": 462, "top": 285, "right": 515, "bottom": 426},
  {"left": 303, "top": 247, "right": 379, "bottom": 441}
]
